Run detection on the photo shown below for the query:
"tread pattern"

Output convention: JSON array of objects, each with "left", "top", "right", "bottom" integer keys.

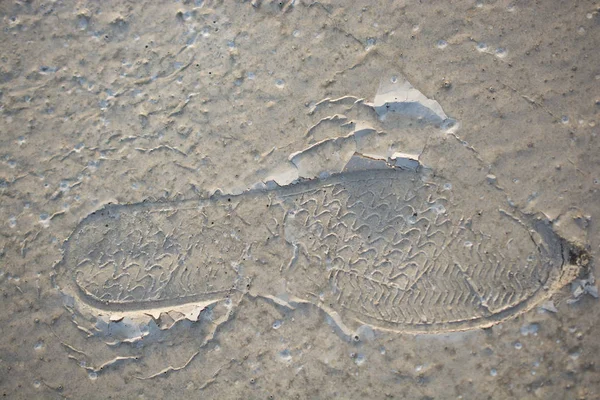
[
  {"left": 279, "top": 172, "right": 549, "bottom": 326},
  {"left": 59, "top": 169, "right": 562, "bottom": 330}
]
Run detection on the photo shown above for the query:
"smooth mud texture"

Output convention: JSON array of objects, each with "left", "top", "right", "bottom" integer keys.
[{"left": 58, "top": 167, "right": 574, "bottom": 334}]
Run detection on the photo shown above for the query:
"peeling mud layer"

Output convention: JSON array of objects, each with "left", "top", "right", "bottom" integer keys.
[{"left": 57, "top": 166, "right": 582, "bottom": 335}]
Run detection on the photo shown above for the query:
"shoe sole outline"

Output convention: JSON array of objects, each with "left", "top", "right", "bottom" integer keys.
[{"left": 53, "top": 167, "right": 583, "bottom": 335}]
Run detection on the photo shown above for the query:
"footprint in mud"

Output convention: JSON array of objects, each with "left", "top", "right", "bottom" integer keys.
[
  {"left": 54, "top": 143, "right": 588, "bottom": 337},
  {"left": 51, "top": 66, "right": 593, "bottom": 379},
  {"left": 53, "top": 67, "right": 590, "bottom": 363}
]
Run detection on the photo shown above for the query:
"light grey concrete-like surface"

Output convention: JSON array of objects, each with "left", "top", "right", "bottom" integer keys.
[{"left": 1, "top": 1, "right": 599, "bottom": 399}]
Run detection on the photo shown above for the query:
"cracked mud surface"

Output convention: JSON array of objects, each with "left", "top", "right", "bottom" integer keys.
[{"left": 1, "top": 1, "right": 599, "bottom": 399}]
